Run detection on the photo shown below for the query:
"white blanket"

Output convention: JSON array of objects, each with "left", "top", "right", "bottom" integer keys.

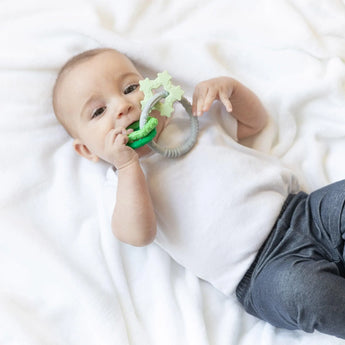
[{"left": 1, "top": 0, "right": 345, "bottom": 344}]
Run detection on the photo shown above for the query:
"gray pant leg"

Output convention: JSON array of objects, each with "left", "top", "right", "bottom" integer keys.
[
  {"left": 237, "top": 180, "right": 345, "bottom": 339},
  {"left": 249, "top": 257, "right": 345, "bottom": 338}
]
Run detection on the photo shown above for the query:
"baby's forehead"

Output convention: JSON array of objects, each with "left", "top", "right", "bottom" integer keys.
[
  {"left": 57, "top": 60, "right": 96, "bottom": 97},
  {"left": 54, "top": 63, "right": 90, "bottom": 119},
  {"left": 54, "top": 50, "right": 140, "bottom": 113}
]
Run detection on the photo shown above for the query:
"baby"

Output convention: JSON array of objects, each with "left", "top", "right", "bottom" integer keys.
[{"left": 53, "top": 47, "right": 345, "bottom": 339}]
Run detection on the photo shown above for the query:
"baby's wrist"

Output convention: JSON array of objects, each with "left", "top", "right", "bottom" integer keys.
[{"left": 115, "top": 154, "right": 139, "bottom": 171}]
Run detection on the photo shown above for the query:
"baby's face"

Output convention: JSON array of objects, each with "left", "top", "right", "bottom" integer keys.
[{"left": 55, "top": 50, "right": 145, "bottom": 163}]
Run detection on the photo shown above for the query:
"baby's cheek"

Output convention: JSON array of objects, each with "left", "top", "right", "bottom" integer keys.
[{"left": 137, "top": 90, "right": 145, "bottom": 104}]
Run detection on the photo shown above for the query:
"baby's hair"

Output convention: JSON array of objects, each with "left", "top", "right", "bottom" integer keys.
[{"left": 52, "top": 47, "right": 115, "bottom": 137}]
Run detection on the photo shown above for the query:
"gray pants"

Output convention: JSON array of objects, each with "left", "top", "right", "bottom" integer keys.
[{"left": 236, "top": 180, "right": 345, "bottom": 339}]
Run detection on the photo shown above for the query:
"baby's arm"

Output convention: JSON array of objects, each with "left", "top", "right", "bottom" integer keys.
[
  {"left": 192, "top": 77, "right": 268, "bottom": 140},
  {"left": 107, "top": 129, "right": 156, "bottom": 246}
]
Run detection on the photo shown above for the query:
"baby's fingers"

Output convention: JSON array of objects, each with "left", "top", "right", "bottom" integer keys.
[
  {"left": 220, "top": 92, "right": 233, "bottom": 113},
  {"left": 193, "top": 83, "right": 210, "bottom": 116},
  {"left": 202, "top": 88, "right": 218, "bottom": 114},
  {"left": 106, "top": 128, "right": 130, "bottom": 146},
  {"left": 114, "top": 132, "right": 130, "bottom": 146},
  {"left": 193, "top": 88, "right": 215, "bottom": 116},
  {"left": 192, "top": 90, "right": 204, "bottom": 116}
]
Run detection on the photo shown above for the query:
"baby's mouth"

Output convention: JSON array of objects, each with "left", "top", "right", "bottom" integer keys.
[{"left": 126, "top": 116, "right": 158, "bottom": 149}]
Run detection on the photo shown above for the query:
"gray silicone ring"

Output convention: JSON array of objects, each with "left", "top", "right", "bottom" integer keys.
[{"left": 139, "top": 90, "right": 199, "bottom": 158}]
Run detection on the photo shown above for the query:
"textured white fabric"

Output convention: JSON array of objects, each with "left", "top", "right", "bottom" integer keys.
[{"left": 2, "top": 0, "right": 345, "bottom": 344}]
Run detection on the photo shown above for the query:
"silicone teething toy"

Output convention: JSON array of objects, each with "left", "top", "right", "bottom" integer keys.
[
  {"left": 127, "top": 71, "right": 199, "bottom": 158},
  {"left": 140, "top": 71, "right": 184, "bottom": 118},
  {"left": 127, "top": 117, "right": 158, "bottom": 149}
]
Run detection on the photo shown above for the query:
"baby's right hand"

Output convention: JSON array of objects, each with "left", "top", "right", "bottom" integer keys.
[{"left": 105, "top": 127, "right": 138, "bottom": 170}]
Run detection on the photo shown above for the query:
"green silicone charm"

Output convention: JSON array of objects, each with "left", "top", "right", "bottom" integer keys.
[
  {"left": 127, "top": 116, "right": 158, "bottom": 149},
  {"left": 139, "top": 71, "right": 184, "bottom": 118}
]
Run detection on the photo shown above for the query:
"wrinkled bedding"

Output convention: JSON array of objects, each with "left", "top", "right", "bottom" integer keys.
[{"left": 1, "top": 1, "right": 345, "bottom": 344}]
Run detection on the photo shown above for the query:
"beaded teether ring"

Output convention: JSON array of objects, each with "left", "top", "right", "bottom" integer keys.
[{"left": 127, "top": 71, "right": 199, "bottom": 158}]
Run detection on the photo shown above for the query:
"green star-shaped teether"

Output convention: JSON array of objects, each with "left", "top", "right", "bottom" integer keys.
[{"left": 139, "top": 71, "right": 184, "bottom": 117}]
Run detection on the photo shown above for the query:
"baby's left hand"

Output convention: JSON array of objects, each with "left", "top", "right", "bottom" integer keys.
[{"left": 192, "top": 77, "right": 235, "bottom": 116}]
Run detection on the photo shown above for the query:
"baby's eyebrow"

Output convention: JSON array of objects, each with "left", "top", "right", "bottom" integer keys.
[{"left": 119, "top": 72, "right": 141, "bottom": 82}]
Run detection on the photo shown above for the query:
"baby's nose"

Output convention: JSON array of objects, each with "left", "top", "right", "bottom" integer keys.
[{"left": 117, "top": 103, "right": 133, "bottom": 118}]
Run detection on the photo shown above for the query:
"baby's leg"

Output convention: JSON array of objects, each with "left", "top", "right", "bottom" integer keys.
[
  {"left": 248, "top": 256, "right": 345, "bottom": 338},
  {"left": 306, "top": 179, "right": 345, "bottom": 261},
  {"left": 238, "top": 180, "right": 345, "bottom": 338}
]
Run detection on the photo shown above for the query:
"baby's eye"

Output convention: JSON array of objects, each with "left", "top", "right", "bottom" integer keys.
[
  {"left": 92, "top": 106, "right": 106, "bottom": 119},
  {"left": 124, "top": 84, "right": 139, "bottom": 95}
]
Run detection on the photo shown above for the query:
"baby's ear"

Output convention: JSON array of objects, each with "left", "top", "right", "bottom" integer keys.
[{"left": 73, "top": 139, "right": 99, "bottom": 163}]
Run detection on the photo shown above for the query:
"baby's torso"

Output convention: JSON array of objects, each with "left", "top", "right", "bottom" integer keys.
[{"left": 140, "top": 105, "right": 299, "bottom": 295}]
